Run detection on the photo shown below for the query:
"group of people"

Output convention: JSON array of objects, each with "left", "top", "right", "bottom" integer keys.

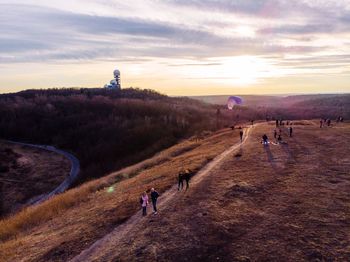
[
  {"left": 262, "top": 126, "right": 293, "bottom": 145},
  {"left": 140, "top": 188, "right": 160, "bottom": 216},
  {"left": 178, "top": 169, "right": 193, "bottom": 190},
  {"left": 275, "top": 119, "right": 293, "bottom": 127},
  {"left": 139, "top": 169, "right": 193, "bottom": 216},
  {"left": 320, "top": 117, "right": 344, "bottom": 128},
  {"left": 320, "top": 118, "right": 331, "bottom": 128}
]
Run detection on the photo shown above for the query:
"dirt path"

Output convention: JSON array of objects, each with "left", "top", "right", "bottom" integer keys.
[
  {"left": 69, "top": 121, "right": 350, "bottom": 261},
  {"left": 71, "top": 126, "right": 253, "bottom": 261}
]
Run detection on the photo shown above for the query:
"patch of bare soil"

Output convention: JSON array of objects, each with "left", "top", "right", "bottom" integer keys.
[
  {"left": 81, "top": 121, "right": 350, "bottom": 261},
  {"left": 0, "top": 142, "right": 70, "bottom": 216}
]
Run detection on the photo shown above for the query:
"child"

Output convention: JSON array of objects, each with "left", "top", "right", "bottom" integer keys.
[{"left": 140, "top": 191, "right": 149, "bottom": 216}]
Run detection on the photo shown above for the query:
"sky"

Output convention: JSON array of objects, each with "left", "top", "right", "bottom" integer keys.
[{"left": 0, "top": 0, "right": 350, "bottom": 95}]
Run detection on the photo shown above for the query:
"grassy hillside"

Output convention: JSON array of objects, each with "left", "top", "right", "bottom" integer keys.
[
  {"left": 99, "top": 120, "right": 349, "bottom": 261},
  {"left": 0, "top": 127, "right": 243, "bottom": 261},
  {"left": 0, "top": 88, "right": 234, "bottom": 182},
  {"left": 0, "top": 142, "right": 70, "bottom": 217},
  {"left": 1, "top": 121, "right": 348, "bottom": 261}
]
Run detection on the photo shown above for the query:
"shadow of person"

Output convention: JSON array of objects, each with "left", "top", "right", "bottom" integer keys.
[
  {"left": 263, "top": 145, "right": 278, "bottom": 170},
  {"left": 234, "top": 145, "right": 243, "bottom": 158}
]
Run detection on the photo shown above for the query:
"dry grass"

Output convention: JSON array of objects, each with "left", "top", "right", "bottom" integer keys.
[
  {"left": 0, "top": 128, "right": 241, "bottom": 262},
  {"left": 97, "top": 120, "right": 350, "bottom": 261}
]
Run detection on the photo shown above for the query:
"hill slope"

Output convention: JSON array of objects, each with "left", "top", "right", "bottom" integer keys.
[
  {"left": 76, "top": 120, "right": 349, "bottom": 261},
  {"left": 1, "top": 120, "right": 349, "bottom": 261},
  {"left": 0, "top": 127, "right": 243, "bottom": 261}
]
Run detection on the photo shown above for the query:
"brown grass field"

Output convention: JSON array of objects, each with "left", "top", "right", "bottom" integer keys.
[
  {"left": 80, "top": 120, "right": 349, "bottom": 261},
  {"left": 0, "top": 142, "right": 70, "bottom": 216},
  {"left": 0, "top": 121, "right": 349, "bottom": 261},
  {"left": 0, "top": 128, "right": 242, "bottom": 261}
]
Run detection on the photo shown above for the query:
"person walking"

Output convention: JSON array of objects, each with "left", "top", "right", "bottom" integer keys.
[
  {"left": 262, "top": 134, "right": 269, "bottom": 145},
  {"left": 274, "top": 129, "right": 277, "bottom": 139},
  {"left": 178, "top": 172, "right": 184, "bottom": 191},
  {"left": 140, "top": 191, "right": 149, "bottom": 216},
  {"left": 239, "top": 130, "right": 244, "bottom": 142},
  {"left": 277, "top": 134, "right": 282, "bottom": 143},
  {"left": 150, "top": 188, "right": 160, "bottom": 214},
  {"left": 184, "top": 169, "right": 192, "bottom": 190},
  {"left": 289, "top": 127, "right": 293, "bottom": 137}
]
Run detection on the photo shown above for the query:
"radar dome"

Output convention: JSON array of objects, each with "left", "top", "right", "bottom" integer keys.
[{"left": 113, "top": 69, "right": 120, "bottom": 77}]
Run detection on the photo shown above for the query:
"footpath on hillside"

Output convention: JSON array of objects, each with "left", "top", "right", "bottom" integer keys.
[
  {"left": 72, "top": 121, "right": 350, "bottom": 262},
  {"left": 72, "top": 125, "right": 253, "bottom": 261}
]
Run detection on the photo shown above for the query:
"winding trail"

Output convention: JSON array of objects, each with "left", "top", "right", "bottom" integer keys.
[
  {"left": 2, "top": 140, "right": 80, "bottom": 205},
  {"left": 71, "top": 125, "right": 253, "bottom": 262}
]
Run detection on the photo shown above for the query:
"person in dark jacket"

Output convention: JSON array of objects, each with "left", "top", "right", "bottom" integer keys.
[
  {"left": 178, "top": 172, "right": 184, "bottom": 191},
  {"left": 239, "top": 130, "right": 244, "bottom": 142},
  {"left": 289, "top": 127, "right": 293, "bottom": 137},
  {"left": 150, "top": 188, "right": 160, "bottom": 214},
  {"left": 183, "top": 169, "right": 192, "bottom": 190},
  {"left": 262, "top": 134, "right": 268, "bottom": 145}
]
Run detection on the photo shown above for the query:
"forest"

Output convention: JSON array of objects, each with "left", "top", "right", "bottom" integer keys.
[
  {"left": 0, "top": 88, "right": 235, "bottom": 182},
  {"left": 1, "top": 88, "right": 347, "bottom": 182}
]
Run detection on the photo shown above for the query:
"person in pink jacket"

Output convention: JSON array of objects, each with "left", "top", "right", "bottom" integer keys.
[{"left": 140, "top": 191, "right": 149, "bottom": 216}]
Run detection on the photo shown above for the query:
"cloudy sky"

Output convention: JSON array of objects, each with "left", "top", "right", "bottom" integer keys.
[{"left": 0, "top": 0, "right": 349, "bottom": 95}]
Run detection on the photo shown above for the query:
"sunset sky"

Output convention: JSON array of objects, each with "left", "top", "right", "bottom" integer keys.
[{"left": 0, "top": 0, "right": 350, "bottom": 95}]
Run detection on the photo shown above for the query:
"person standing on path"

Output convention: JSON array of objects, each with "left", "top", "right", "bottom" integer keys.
[
  {"left": 277, "top": 134, "right": 282, "bottom": 143},
  {"left": 262, "top": 134, "right": 269, "bottom": 145},
  {"left": 178, "top": 172, "right": 184, "bottom": 191},
  {"left": 150, "top": 188, "right": 159, "bottom": 214},
  {"left": 184, "top": 169, "right": 192, "bottom": 190},
  {"left": 289, "top": 127, "right": 293, "bottom": 137},
  {"left": 239, "top": 129, "right": 244, "bottom": 142},
  {"left": 274, "top": 129, "right": 277, "bottom": 139},
  {"left": 140, "top": 191, "right": 149, "bottom": 216}
]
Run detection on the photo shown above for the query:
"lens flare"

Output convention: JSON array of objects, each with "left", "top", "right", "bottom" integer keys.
[{"left": 107, "top": 186, "right": 114, "bottom": 193}]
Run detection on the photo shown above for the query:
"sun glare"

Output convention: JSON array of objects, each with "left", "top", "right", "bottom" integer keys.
[
  {"left": 179, "top": 56, "right": 275, "bottom": 86},
  {"left": 234, "top": 26, "right": 256, "bottom": 38}
]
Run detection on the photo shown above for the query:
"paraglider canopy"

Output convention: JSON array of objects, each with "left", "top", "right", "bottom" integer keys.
[{"left": 227, "top": 96, "right": 243, "bottom": 110}]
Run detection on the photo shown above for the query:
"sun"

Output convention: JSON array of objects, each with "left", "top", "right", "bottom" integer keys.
[{"left": 214, "top": 56, "right": 273, "bottom": 85}]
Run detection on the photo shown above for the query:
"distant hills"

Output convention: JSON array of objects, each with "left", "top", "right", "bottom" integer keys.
[{"left": 191, "top": 94, "right": 350, "bottom": 108}]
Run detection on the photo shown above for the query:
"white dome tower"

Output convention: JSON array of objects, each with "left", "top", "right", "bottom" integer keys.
[
  {"left": 113, "top": 68, "right": 121, "bottom": 89},
  {"left": 104, "top": 68, "right": 121, "bottom": 89}
]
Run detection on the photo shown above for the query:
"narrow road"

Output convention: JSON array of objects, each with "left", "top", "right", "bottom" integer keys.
[
  {"left": 71, "top": 125, "right": 253, "bottom": 262},
  {"left": 2, "top": 140, "right": 80, "bottom": 205}
]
